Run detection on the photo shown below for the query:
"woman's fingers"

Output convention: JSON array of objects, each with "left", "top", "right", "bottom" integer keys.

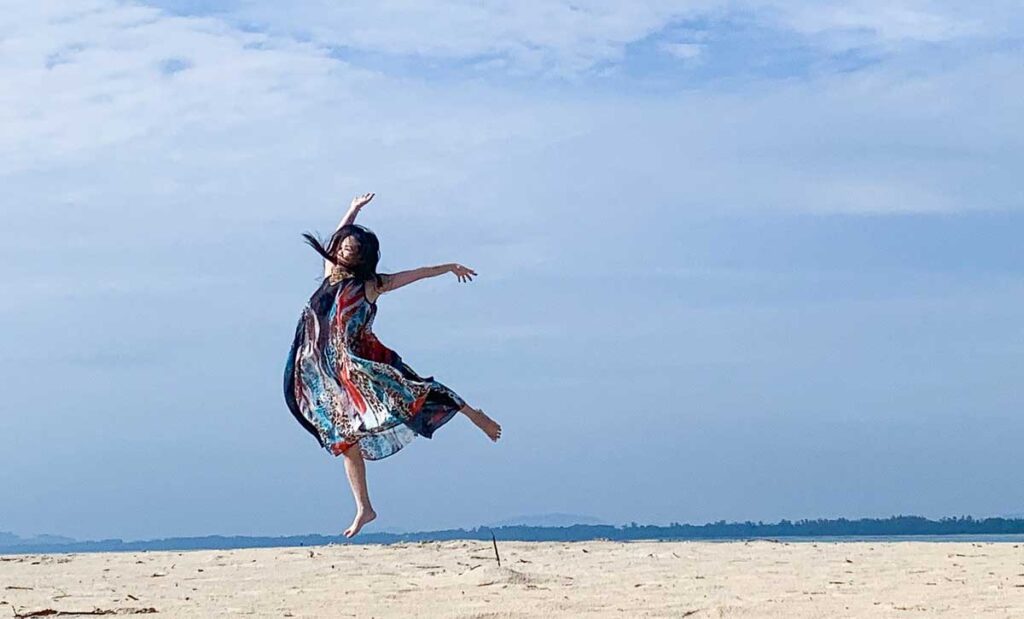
[
  {"left": 451, "top": 263, "right": 477, "bottom": 282},
  {"left": 352, "top": 192, "right": 375, "bottom": 208}
]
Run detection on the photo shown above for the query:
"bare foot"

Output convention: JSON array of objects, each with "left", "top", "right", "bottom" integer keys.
[
  {"left": 344, "top": 508, "right": 377, "bottom": 538},
  {"left": 463, "top": 406, "right": 502, "bottom": 442}
]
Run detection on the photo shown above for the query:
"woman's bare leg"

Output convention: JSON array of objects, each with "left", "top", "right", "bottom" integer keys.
[
  {"left": 459, "top": 404, "right": 502, "bottom": 442},
  {"left": 341, "top": 445, "right": 377, "bottom": 538}
]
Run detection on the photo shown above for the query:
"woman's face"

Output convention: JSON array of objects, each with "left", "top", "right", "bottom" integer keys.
[{"left": 338, "top": 235, "right": 362, "bottom": 267}]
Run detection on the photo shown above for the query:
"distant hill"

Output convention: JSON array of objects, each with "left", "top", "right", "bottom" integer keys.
[
  {"left": 5, "top": 516, "right": 1024, "bottom": 555},
  {"left": 0, "top": 531, "right": 76, "bottom": 547}
]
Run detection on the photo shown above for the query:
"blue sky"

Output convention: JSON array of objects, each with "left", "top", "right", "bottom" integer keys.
[{"left": 2, "top": 0, "right": 1022, "bottom": 540}]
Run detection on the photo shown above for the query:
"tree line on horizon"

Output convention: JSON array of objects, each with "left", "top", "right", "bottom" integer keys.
[{"left": 3, "top": 515, "right": 1023, "bottom": 554}]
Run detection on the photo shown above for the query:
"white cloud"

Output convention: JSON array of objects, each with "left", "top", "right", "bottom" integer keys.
[
  {"left": 1, "top": 0, "right": 1022, "bottom": 238},
  {"left": 0, "top": 0, "right": 369, "bottom": 173},
  {"left": 169, "top": 1, "right": 1024, "bottom": 76},
  {"left": 222, "top": 0, "right": 720, "bottom": 76},
  {"left": 769, "top": 0, "right": 1024, "bottom": 47},
  {"left": 660, "top": 42, "right": 704, "bottom": 60},
  {"left": 767, "top": 1, "right": 977, "bottom": 43}
]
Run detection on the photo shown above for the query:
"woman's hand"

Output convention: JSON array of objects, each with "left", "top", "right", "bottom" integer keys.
[
  {"left": 336, "top": 192, "right": 374, "bottom": 231},
  {"left": 350, "top": 192, "right": 375, "bottom": 210},
  {"left": 449, "top": 263, "right": 477, "bottom": 282}
]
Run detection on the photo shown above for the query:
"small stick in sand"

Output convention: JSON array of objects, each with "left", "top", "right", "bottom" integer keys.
[{"left": 490, "top": 531, "right": 501, "bottom": 567}]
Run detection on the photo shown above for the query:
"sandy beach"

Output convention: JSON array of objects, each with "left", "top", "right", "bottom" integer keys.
[{"left": 2, "top": 540, "right": 1022, "bottom": 617}]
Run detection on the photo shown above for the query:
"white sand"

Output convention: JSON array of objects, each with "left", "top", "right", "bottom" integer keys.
[{"left": 3, "top": 540, "right": 1023, "bottom": 617}]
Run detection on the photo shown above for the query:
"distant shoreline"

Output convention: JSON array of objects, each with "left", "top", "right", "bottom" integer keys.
[{"left": 4, "top": 515, "right": 1024, "bottom": 555}]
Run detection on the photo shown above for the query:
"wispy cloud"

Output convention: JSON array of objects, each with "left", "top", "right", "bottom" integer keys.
[
  {"left": 660, "top": 41, "right": 705, "bottom": 60},
  {"left": 775, "top": 2, "right": 981, "bottom": 44},
  {"left": 5, "top": 0, "right": 1022, "bottom": 223},
  {"left": 141, "top": 1, "right": 1024, "bottom": 77},
  {"left": 199, "top": 1, "right": 712, "bottom": 77},
  {"left": 0, "top": 1, "right": 362, "bottom": 173}
]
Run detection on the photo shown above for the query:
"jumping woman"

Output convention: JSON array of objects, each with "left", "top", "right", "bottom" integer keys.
[{"left": 283, "top": 192, "right": 502, "bottom": 538}]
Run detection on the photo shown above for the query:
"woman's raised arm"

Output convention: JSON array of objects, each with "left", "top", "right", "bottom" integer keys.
[
  {"left": 336, "top": 192, "right": 375, "bottom": 230},
  {"left": 324, "top": 192, "right": 375, "bottom": 277}
]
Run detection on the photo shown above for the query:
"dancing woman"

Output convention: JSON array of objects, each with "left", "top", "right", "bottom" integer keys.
[{"left": 284, "top": 193, "right": 501, "bottom": 537}]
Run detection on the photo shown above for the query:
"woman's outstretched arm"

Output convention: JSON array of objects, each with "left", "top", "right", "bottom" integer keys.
[{"left": 370, "top": 263, "right": 476, "bottom": 299}]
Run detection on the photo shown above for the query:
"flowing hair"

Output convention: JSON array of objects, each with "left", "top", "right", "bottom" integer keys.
[{"left": 302, "top": 224, "right": 383, "bottom": 285}]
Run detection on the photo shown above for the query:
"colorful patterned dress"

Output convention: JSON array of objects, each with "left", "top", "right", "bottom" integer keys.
[{"left": 284, "top": 273, "right": 466, "bottom": 460}]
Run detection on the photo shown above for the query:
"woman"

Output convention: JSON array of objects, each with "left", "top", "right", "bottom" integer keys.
[{"left": 284, "top": 192, "right": 501, "bottom": 538}]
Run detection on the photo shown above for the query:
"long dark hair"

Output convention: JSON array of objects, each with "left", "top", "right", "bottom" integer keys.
[{"left": 302, "top": 224, "right": 382, "bottom": 285}]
